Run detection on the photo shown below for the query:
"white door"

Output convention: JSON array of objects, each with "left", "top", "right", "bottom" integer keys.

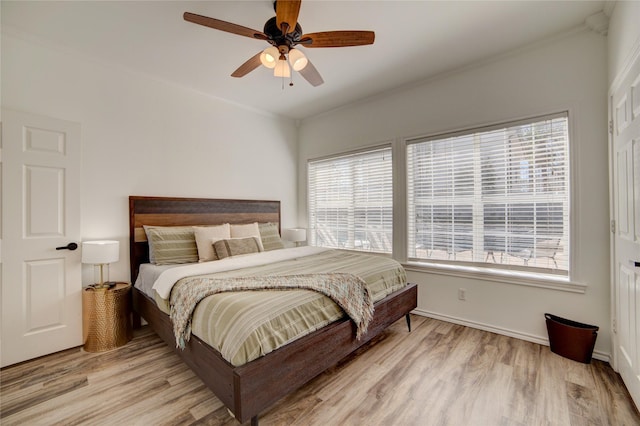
[
  {"left": 1, "top": 109, "right": 82, "bottom": 367},
  {"left": 610, "top": 50, "right": 640, "bottom": 409}
]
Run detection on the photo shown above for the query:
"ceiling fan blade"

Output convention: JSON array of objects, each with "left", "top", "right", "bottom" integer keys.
[
  {"left": 299, "top": 60, "right": 324, "bottom": 87},
  {"left": 276, "top": 0, "right": 301, "bottom": 34},
  {"left": 231, "top": 52, "right": 263, "bottom": 78},
  {"left": 184, "top": 12, "right": 268, "bottom": 41},
  {"left": 299, "top": 31, "right": 375, "bottom": 48}
]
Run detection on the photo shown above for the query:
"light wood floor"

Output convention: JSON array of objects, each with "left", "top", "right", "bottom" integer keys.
[{"left": 2, "top": 315, "right": 639, "bottom": 425}]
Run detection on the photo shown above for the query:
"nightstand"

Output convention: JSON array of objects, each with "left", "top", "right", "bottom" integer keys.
[{"left": 82, "top": 282, "right": 132, "bottom": 352}]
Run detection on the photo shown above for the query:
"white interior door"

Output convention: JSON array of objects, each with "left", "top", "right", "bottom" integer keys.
[
  {"left": 1, "top": 109, "right": 82, "bottom": 367},
  {"left": 611, "top": 50, "right": 640, "bottom": 409}
]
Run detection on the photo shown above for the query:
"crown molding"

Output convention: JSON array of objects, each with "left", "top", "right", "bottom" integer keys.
[{"left": 585, "top": 11, "right": 610, "bottom": 36}]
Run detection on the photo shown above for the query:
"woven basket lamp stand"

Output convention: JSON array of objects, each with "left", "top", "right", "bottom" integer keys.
[
  {"left": 82, "top": 283, "right": 132, "bottom": 352},
  {"left": 81, "top": 240, "right": 132, "bottom": 352}
]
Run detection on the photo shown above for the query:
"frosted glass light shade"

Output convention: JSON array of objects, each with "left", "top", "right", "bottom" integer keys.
[
  {"left": 282, "top": 228, "right": 306, "bottom": 243},
  {"left": 274, "top": 59, "right": 291, "bottom": 77},
  {"left": 82, "top": 241, "right": 120, "bottom": 264},
  {"left": 260, "top": 46, "right": 279, "bottom": 69},
  {"left": 288, "top": 48, "right": 308, "bottom": 71}
]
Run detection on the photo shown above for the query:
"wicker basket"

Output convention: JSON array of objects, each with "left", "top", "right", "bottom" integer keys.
[{"left": 82, "top": 283, "right": 132, "bottom": 352}]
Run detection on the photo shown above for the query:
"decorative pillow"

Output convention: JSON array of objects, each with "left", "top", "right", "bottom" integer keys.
[
  {"left": 230, "top": 222, "right": 264, "bottom": 251},
  {"left": 143, "top": 225, "right": 198, "bottom": 265},
  {"left": 193, "top": 224, "right": 231, "bottom": 262},
  {"left": 258, "top": 222, "right": 284, "bottom": 251},
  {"left": 213, "top": 237, "right": 262, "bottom": 259}
]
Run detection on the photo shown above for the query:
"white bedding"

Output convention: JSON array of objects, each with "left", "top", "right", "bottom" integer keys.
[{"left": 135, "top": 263, "right": 178, "bottom": 297}]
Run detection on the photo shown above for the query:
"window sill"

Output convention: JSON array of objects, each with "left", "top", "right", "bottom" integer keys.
[{"left": 403, "top": 261, "right": 586, "bottom": 294}]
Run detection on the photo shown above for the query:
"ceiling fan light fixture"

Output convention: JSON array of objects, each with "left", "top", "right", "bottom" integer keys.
[
  {"left": 288, "top": 48, "right": 308, "bottom": 71},
  {"left": 184, "top": 1, "right": 375, "bottom": 87},
  {"left": 260, "top": 46, "right": 279, "bottom": 69},
  {"left": 274, "top": 59, "right": 291, "bottom": 77}
]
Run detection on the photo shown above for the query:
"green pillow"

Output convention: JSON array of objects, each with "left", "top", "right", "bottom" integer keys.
[
  {"left": 144, "top": 225, "right": 198, "bottom": 265},
  {"left": 213, "top": 237, "right": 262, "bottom": 259},
  {"left": 259, "top": 222, "right": 285, "bottom": 251}
]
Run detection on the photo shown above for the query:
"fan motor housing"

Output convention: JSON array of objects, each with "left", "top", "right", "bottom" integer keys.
[{"left": 263, "top": 16, "right": 303, "bottom": 46}]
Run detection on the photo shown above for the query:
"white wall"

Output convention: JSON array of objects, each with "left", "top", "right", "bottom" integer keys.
[
  {"left": 299, "top": 29, "right": 611, "bottom": 357},
  {"left": 1, "top": 33, "right": 298, "bottom": 285}
]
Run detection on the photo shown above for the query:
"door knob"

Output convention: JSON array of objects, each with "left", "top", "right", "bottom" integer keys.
[{"left": 56, "top": 242, "right": 78, "bottom": 251}]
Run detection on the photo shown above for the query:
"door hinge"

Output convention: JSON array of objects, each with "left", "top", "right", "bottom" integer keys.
[
  {"left": 610, "top": 219, "right": 616, "bottom": 234},
  {"left": 609, "top": 119, "right": 614, "bottom": 135},
  {"left": 613, "top": 318, "right": 617, "bottom": 333}
]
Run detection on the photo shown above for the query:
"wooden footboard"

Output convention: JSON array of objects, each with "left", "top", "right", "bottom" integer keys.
[{"left": 133, "top": 283, "right": 417, "bottom": 423}]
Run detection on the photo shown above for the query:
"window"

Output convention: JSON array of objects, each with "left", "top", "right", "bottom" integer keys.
[
  {"left": 308, "top": 147, "right": 393, "bottom": 253},
  {"left": 407, "top": 113, "right": 569, "bottom": 275}
]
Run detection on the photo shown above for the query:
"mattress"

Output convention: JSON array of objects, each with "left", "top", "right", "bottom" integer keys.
[{"left": 135, "top": 247, "right": 407, "bottom": 366}]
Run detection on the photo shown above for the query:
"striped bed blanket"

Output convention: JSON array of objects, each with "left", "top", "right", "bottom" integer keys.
[
  {"left": 170, "top": 272, "right": 374, "bottom": 349},
  {"left": 145, "top": 248, "right": 407, "bottom": 366}
]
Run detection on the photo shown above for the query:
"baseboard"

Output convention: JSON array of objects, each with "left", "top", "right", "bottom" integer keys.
[{"left": 412, "top": 308, "right": 610, "bottom": 363}]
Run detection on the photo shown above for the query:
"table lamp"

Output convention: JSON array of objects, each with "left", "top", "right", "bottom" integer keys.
[
  {"left": 282, "top": 228, "right": 307, "bottom": 247},
  {"left": 82, "top": 240, "right": 119, "bottom": 289}
]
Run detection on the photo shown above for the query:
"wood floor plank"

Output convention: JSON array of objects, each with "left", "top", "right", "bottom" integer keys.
[
  {"left": 504, "top": 337, "right": 542, "bottom": 425},
  {"left": 590, "top": 357, "right": 640, "bottom": 426},
  {"left": 566, "top": 381, "right": 602, "bottom": 425},
  {"left": 1, "top": 316, "right": 638, "bottom": 426},
  {"left": 433, "top": 328, "right": 502, "bottom": 425},
  {"left": 467, "top": 356, "right": 513, "bottom": 424},
  {"left": 189, "top": 395, "right": 226, "bottom": 421},
  {"left": 379, "top": 327, "right": 457, "bottom": 425},
  {"left": 110, "top": 380, "right": 206, "bottom": 425},
  {"left": 534, "top": 347, "right": 574, "bottom": 425},
  {"left": 365, "top": 327, "right": 458, "bottom": 424}
]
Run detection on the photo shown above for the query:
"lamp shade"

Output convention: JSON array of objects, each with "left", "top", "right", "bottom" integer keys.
[
  {"left": 288, "top": 48, "right": 308, "bottom": 71},
  {"left": 82, "top": 241, "right": 119, "bottom": 264},
  {"left": 274, "top": 59, "right": 291, "bottom": 78},
  {"left": 282, "top": 228, "right": 307, "bottom": 243},
  {"left": 260, "top": 46, "right": 279, "bottom": 69}
]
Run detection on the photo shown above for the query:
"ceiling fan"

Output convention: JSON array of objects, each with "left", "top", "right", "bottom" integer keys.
[{"left": 183, "top": 0, "right": 375, "bottom": 87}]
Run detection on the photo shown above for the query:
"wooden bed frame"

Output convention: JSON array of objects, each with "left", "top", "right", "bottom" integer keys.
[{"left": 129, "top": 196, "right": 417, "bottom": 425}]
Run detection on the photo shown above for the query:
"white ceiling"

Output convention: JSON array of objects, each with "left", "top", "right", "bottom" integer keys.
[{"left": 2, "top": 1, "right": 605, "bottom": 120}]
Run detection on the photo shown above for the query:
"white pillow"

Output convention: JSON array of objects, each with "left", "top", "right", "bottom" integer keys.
[
  {"left": 230, "top": 222, "right": 264, "bottom": 251},
  {"left": 193, "top": 224, "right": 231, "bottom": 262}
]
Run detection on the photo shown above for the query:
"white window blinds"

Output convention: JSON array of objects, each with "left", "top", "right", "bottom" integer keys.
[
  {"left": 407, "top": 113, "right": 569, "bottom": 274},
  {"left": 308, "top": 147, "right": 393, "bottom": 253}
]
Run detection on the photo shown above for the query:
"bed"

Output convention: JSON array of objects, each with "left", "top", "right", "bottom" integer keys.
[{"left": 129, "top": 196, "right": 417, "bottom": 425}]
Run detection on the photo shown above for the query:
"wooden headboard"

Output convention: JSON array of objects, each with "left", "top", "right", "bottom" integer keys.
[{"left": 129, "top": 196, "right": 281, "bottom": 282}]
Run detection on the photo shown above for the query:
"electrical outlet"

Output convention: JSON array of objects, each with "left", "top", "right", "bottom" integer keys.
[{"left": 458, "top": 288, "right": 466, "bottom": 301}]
